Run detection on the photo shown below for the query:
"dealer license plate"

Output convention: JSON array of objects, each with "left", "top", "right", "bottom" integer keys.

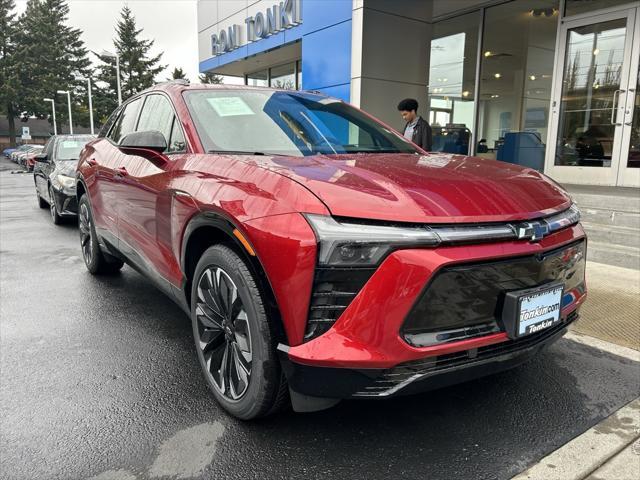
[{"left": 515, "top": 284, "right": 564, "bottom": 337}]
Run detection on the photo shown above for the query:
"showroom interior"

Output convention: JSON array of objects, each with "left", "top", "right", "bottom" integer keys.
[{"left": 198, "top": 0, "right": 640, "bottom": 188}]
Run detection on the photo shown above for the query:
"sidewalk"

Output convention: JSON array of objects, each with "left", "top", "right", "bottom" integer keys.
[
  {"left": 513, "top": 397, "right": 640, "bottom": 480},
  {"left": 570, "top": 261, "right": 640, "bottom": 351}
]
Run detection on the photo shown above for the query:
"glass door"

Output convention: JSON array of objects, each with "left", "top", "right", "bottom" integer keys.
[
  {"left": 546, "top": 7, "right": 639, "bottom": 186},
  {"left": 616, "top": 7, "right": 640, "bottom": 186}
]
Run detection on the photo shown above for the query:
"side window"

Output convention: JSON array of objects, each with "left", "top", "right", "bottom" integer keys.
[
  {"left": 168, "top": 118, "right": 186, "bottom": 153},
  {"left": 98, "top": 107, "right": 122, "bottom": 138},
  {"left": 108, "top": 98, "right": 142, "bottom": 144},
  {"left": 43, "top": 137, "right": 55, "bottom": 158},
  {"left": 137, "top": 94, "right": 173, "bottom": 141},
  {"left": 137, "top": 94, "right": 186, "bottom": 154}
]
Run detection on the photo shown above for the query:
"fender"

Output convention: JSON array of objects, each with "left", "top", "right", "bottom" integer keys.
[
  {"left": 179, "top": 210, "right": 285, "bottom": 339},
  {"left": 179, "top": 209, "right": 256, "bottom": 276}
]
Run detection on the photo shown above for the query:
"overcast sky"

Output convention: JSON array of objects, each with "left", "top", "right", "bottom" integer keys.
[{"left": 15, "top": 0, "right": 202, "bottom": 82}]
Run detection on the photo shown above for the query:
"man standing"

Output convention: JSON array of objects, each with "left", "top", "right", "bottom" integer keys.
[{"left": 397, "top": 98, "right": 432, "bottom": 151}]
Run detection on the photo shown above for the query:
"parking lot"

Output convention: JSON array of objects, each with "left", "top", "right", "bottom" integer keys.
[{"left": 0, "top": 156, "right": 639, "bottom": 480}]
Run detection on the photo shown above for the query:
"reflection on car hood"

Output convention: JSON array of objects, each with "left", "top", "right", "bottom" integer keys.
[
  {"left": 57, "top": 160, "right": 79, "bottom": 177},
  {"left": 251, "top": 152, "right": 572, "bottom": 223}
]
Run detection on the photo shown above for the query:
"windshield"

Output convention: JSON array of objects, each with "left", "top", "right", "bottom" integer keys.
[
  {"left": 56, "top": 137, "right": 93, "bottom": 160},
  {"left": 183, "top": 90, "right": 420, "bottom": 157}
]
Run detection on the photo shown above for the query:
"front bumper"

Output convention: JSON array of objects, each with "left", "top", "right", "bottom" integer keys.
[
  {"left": 52, "top": 187, "right": 78, "bottom": 216},
  {"left": 280, "top": 224, "right": 587, "bottom": 399},
  {"left": 280, "top": 311, "right": 577, "bottom": 399}
]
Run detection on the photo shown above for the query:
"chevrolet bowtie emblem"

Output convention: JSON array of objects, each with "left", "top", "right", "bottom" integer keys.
[{"left": 517, "top": 222, "right": 549, "bottom": 241}]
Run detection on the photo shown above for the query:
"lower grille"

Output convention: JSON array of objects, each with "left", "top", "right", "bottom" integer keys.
[
  {"left": 402, "top": 240, "right": 586, "bottom": 346},
  {"left": 305, "top": 267, "right": 376, "bottom": 341},
  {"left": 353, "top": 310, "right": 578, "bottom": 397}
]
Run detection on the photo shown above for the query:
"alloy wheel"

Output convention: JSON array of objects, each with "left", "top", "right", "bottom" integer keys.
[
  {"left": 195, "top": 267, "right": 252, "bottom": 401},
  {"left": 49, "top": 187, "right": 57, "bottom": 221},
  {"left": 79, "top": 203, "right": 93, "bottom": 265}
]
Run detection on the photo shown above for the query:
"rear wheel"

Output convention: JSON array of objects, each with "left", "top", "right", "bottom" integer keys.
[
  {"left": 191, "top": 244, "right": 288, "bottom": 420},
  {"left": 78, "top": 194, "right": 124, "bottom": 275}
]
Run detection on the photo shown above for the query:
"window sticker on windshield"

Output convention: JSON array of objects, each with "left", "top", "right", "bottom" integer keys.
[{"left": 206, "top": 97, "right": 254, "bottom": 117}]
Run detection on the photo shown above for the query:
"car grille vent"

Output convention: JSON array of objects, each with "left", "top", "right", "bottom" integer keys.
[{"left": 304, "top": 267, "right": 376, "bottom": 341}]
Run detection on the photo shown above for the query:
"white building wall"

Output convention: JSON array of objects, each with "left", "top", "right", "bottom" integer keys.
[{"left": 353, "top": 0, "right": 432, "bottom": 129}]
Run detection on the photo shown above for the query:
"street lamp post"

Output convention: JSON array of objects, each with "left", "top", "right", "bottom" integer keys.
[
  {"left": 43, "top": 98, "right": 57, "bottom": 136},
  {"left": 95, "top": 49, "right": 122, "bottom": 106},
  {"left": 115, "top": 54, "right": 122, "bottom": 106},
  {"left": 77, "top": 77, "right": 95, "bottom": 135},
  {"left": 57, "top": 90, "right": 73, "bottom": 135}
]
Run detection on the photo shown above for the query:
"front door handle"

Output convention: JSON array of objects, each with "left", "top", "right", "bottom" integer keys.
[{"left": 115, "top": 167, "right": 128, "bottom": 178}]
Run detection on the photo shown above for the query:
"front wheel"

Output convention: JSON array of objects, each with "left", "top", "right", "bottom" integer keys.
[
  {"left": 36, "top": 190, "right": 47, "bottom": 209},
  {"left": 191, "top": 244, "right": 288, "bottom": 420},
  {"left": 49, "top": 186, "right": 63, "bottom": 225},
  {"left": 78, "top": 194, "right": 124, "bottom": 275}
]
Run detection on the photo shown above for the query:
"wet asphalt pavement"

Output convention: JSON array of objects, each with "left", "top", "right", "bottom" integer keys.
[{"left": 1, "top": 157, "right": 639, "bottom": 480}]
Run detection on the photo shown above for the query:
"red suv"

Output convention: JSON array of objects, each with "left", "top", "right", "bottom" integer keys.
[{"left": 76, "top": 83, "right": 586, "bottom": 419}]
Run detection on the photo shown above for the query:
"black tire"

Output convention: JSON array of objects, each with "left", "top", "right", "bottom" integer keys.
[
  {"left": 49, "top": 185, "right": 63, "bottom": 225},
  {"left": 36, "top": 190, "right": 47, "bottom": 209},
  {"left": 191, "top": 244, "right": 288, "bottom": 420},
  {"left": 78, "top": 194, "right": 124, "bottom": 275}
]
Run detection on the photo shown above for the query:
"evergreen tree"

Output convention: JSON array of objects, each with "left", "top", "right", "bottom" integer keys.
[
  {"left": 109, "top": 6, "right": 165, "bottom": 99},
  {"left": 169, "top": 67, "right": 187, "bottom": 81},
  {"left": 14, "top": 0, "right": 91, "bottom": 133},
  {"left": 0, "top": 0, "right": 20, "bottom": 145},
  {"left": 90, "top": 76, "right": 118, "bottom": 128},
  {"left": 199, "top": 71, "right": 223, "bottom": 84}
]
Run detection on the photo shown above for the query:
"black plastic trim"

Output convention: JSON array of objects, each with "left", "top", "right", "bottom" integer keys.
[{"left": 279, "top": 311, "right": 577, "bottom": 400}]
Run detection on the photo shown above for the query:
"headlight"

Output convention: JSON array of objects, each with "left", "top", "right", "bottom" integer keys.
[
  {"left": 304, "top": 214, "right": 439, "bottom": 266},
  {"left": 56, "top": 174, "right": 75, "bottom": 189},
  {"left": 545, "top": 203, "right": 581, "bottom": 232}
]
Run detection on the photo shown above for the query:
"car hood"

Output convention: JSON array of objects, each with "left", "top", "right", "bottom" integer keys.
[
  {"left": 57, "top": 160, "right": 79, "bottom": 176},
  {"left": 253, "top": 153, "right": 571, "bottom": 223}
]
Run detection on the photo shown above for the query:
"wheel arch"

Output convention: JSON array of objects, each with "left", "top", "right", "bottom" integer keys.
[
  {"left": 181, "top": 212, "right": 286, "bottom": 342},
  {"left": 76, "top": 177, "right": 87, "bottom": 200}
]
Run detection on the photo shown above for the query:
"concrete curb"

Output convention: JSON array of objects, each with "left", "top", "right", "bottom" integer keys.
[
  {"left": 512, "top": 398, "right": 640, "bottom": 480},
  {"left": 565, "top": 332, "right": 640, "bottom": 362}
]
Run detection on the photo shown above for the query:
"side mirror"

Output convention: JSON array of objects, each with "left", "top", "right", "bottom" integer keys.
[
  {"left": 120, "top": 130, "right": 167, "bottom": 153},
  {"left": 119, "top": 130, "right": 169, "bottom": 167},
  {"left": 34, "top": 153, "right": 48, "bottom": 163}
]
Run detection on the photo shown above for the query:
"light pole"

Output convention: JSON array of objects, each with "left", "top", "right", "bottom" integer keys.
[
  {"left": 57, "top": 90, "right": 73, "bottom": 135},
  {"left": 43, "top": 98, "right": 57, "bottom": 135},
  {"left": 96, "top": 49, "right": 122, "bottom": 105},
  {"left": 77, "top": 77, "right": 94, "bottom": 134}
]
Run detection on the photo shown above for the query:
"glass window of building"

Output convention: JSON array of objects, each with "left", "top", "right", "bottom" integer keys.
[
  {"left": 477, "top": 0, "right": 558, "bottom": 169},
  {"left": 270, "top": 63, "right": 296, "bottom": 90},
  {"left": 565, "top": 0, "right": 631, "bottom": 17},
  {"left": 427, "top": 11, "right": 479, "bottom": 155},
  {"left": 246, "top": 69, "right": 268, "bottom": 87}
]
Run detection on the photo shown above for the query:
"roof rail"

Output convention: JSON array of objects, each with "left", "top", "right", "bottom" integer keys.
[{"left": 156, "top": 79, "right": 190, "bottom": 86}]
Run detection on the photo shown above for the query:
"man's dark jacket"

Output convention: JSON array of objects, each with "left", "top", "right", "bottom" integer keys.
[{"left": 404, "top": 116, "right": 432, "bottom": 151}]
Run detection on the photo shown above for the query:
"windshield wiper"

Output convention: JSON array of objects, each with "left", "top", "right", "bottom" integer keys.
[{"left": 207, "top": 150, "right": 287, "bottom": 156}]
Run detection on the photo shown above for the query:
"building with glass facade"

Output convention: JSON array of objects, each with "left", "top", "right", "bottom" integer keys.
[{"left": 198, "top": 0, "right": 640, "bottom": 188}]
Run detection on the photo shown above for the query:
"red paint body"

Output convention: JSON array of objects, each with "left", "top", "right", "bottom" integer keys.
[{"left": 77, "top": 84, "right": 586, "bottom": 377}]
